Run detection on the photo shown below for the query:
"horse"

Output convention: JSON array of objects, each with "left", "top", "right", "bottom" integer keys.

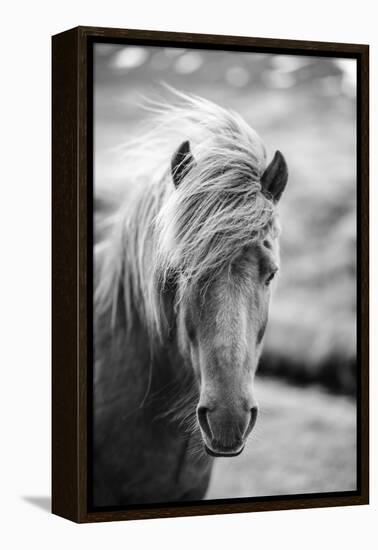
[{"left": 93, "top": 90, "right": 288, "bottom": 507}]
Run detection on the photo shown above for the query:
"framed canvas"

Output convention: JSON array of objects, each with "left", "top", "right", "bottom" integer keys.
[{"left": 52, "top": 26, "right": 369, "bottom": 523}]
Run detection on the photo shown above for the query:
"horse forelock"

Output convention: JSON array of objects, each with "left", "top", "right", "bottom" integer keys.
[{"left": 95, "top": 89, "right": 279, "bottom": 343}]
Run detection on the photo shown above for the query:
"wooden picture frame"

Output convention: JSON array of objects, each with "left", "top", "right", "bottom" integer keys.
[{"left": 52, "top": 26, "right": 369, "bottom": 523}]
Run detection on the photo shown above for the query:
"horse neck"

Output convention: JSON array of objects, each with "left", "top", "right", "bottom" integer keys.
[{"left": 110, "top": 270, "right": 194, "bottom": 402}]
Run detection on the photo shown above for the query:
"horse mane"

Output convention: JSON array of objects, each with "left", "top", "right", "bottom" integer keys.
[{"left": 95, "top": 89, "right": 277, "bottom": 341}]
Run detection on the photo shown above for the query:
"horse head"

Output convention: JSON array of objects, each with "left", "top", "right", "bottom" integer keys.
[{"left": 161, "top": 140, "right": 288, "bottom": 457}]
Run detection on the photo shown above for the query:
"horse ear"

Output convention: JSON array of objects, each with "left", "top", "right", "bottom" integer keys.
[
  {"left": 171, "top": 140, "right": 194, "bottom": 187},
  {"left": 261, "top": 150, "right": 288, "bottom": 203}
]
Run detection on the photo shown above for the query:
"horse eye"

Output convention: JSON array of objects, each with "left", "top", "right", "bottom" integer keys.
[{"left": 265, "top": 270, "right": 277, "bottom": 286}]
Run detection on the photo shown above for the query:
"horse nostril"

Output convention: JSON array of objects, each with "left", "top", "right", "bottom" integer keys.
[
  {"left": 245, "top": 406, "right": 258, "bottom": 437},
  {"left": 197, "top": 406, "right": 213, "bottom": 439}
]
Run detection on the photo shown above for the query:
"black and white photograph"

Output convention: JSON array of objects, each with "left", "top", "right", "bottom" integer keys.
[{"left": 92, "top": 41, "right": 358, "bottom": 509}]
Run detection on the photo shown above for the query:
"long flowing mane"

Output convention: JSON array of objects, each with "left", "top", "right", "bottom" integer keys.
[{"left": 95, "top": 90, "right": 277, "bottom": 341}]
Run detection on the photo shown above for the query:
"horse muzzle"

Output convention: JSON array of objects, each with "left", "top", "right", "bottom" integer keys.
[{"left": 197, "top": 405, "right": 258, "bottom": 458}]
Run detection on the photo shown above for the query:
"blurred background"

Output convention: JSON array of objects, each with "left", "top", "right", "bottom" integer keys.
[{"left": 94, "top": 44, "right": 357, "bottom": 497}]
